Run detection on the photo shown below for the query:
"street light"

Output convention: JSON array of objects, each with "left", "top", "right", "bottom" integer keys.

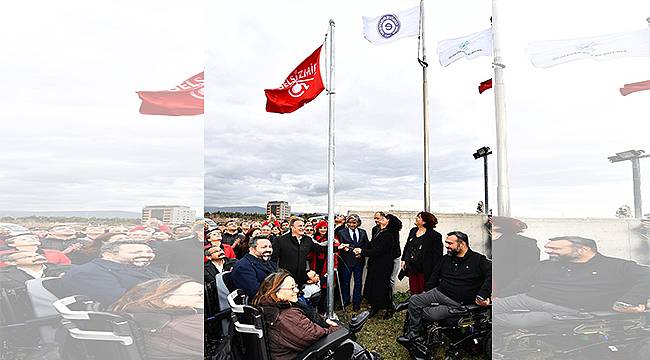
[
  {"left": 473, "top": 146, "right": 493, "bottom": 215},
  {"left": 608, "top": 149, "right": 649, "bottom": 219}
]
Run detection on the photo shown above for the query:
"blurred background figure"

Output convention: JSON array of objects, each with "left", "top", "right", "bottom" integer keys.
[{"left": 491, "top": 216, "right": 539, "bottom": 292}]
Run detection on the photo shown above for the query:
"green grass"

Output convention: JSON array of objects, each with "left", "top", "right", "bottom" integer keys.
[{"left": 344, "top": 292, "right": 489, "bottom": 360}]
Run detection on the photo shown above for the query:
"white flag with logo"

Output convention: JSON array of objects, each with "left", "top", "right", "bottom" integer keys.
[
  {"left": 527, "top": 28, "right": 650, "bottom": 68},
  {"left": 437, "top": 28, "right": 493, "bottom": 67},
  {"left": 362, "top": 6, "right": 420, "bottom": 45}
]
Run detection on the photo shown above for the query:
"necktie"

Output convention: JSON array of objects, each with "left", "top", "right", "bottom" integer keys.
[{"left": 352, "top": 230, "right": 358, "bottom": 243}]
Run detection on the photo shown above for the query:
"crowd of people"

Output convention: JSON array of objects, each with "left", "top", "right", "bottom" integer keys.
[
  {"left": 0, "top": 219, "right": 206, "bottom": 360},
  {"left": 2, "top": 211, "right": 649, "bottom": 360}
]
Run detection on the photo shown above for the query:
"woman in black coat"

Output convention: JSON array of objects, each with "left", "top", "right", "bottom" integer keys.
[
  {"left": 401, "top": 211, "right": 443, "bottom": 295},
  {"left": 355, "top": 212, "right": 402, "bottom": 319}
]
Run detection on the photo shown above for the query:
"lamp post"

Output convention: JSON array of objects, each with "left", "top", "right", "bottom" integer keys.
[
  {"left": 608, "top": 149, "right": 649, "bottom": 219},
  {"left": 473, "top": 146, "right": 493, "bottom": 215}
]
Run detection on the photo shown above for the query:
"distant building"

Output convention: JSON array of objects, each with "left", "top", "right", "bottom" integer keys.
[
  {"left": 142, "top": 205, "right": 196, "bottom": 225},
  {"left": 267, "top": 201, "right": 291, "bottom": 220}
]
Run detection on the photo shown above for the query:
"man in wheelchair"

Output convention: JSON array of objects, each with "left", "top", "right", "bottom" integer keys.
[
  {"left": 492, "top": 236, "right": 650, "bottom": 358},
  {"left": 397, "top": 231, "right": 492, "bottom": 350}
]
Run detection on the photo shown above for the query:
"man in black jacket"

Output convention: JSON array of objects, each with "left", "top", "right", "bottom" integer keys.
[
  {"left": 398, "top": 231, "right": 491, "bottom": 345},
  {"left": 493, "top": 236, "right": 650, "bottom": 329},
  {"left": 152, "top": 223, "right": 203, "bottom": 282},
  {"left": 271, "top": 218, "right": 324, "bottom": 300},
  {"left": 230, "top": 235, "right": 276, "bottom": 298}
]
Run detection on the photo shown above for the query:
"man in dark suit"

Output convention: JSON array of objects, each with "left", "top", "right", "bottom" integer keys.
[
  {"left": 271, "top": 218, "right": 325, "bottom": 301},
  {"left": 58, "top": 240, "right": 168, "bottom": 307},
  {"left": 336, "top": 214, "right": 369, "bottom": 311},
  {"left": 230, "top": 235, "right": 276, "bottom": 298}
]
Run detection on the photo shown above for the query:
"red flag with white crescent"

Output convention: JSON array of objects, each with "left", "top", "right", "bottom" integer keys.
[
  {"left": 264, "top": 45, "right": 325, "bottom": 114},
  {"left": 137, "top": 72, "right": 204, "bottom": 116}
]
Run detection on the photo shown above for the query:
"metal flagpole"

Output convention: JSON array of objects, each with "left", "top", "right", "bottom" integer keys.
[
  {"left": 492, "top": 0, "right": 511, "bottom": 216},
  {"left": 420, "top": 0, "right": 431, "bottom": 212},
  {"left": 326, "top": 19, "right": 336, "bottom": 319}
]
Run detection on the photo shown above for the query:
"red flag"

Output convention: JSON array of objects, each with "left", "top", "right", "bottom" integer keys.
[
  {"left": 478, "top": 78, "right": 492, "bottom": 94},
  {"left": 265, "top": 46, "right": 325, "bottom": 113},
  {"left": 137, "top": 72, "right": 204, "bottom": 116},
  {"left": 619, "top": 80, "right": 650, "bottom": 96}
]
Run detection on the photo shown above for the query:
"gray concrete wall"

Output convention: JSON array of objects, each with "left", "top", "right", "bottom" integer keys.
[{"left": 348, "top": 210, "right": 649, "bottom": 292}]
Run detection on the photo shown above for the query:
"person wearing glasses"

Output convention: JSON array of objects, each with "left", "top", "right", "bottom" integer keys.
[
  {"left": 252, "top": 270, "right": 339, "bottom": 360},
  {"left": 110, "top": 277, "right": 203, "bottom": 360},
  {"left": 304, "top": 224, "right": 315, "bottom": 238}
]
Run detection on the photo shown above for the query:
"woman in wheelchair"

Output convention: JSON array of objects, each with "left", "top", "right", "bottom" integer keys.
[
  {"left": 252, "top": 270, "right": 340, "bottom": 360},
  {"left": 110, "top": 277, "right": 203, "bottom": 360}
]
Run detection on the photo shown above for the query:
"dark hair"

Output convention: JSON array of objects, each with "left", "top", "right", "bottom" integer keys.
[
  {"left": 239, "top": 228, "right": 260, "bottom": 254},
  {"left": 100, "top": 239, "right": 150, "bottom": 255},
  {"left": 447, "top": 231, "right": 469, "bottom": 246},
  {"left": 492, "top": 216, "right": 527, "bottom": 234},
  {"left": 78, "top": 232, "right": 128, "bottom": 259},
  {"left": 346, "top": 214, "right": 362, "bottom": 226},
  {"left": 249, "top": 235, "right": 271, "bottom": 248},
  {"left": 548, "top": 236, "right": 598, "bottom": 252},
  {"left": 385, "top": 214, "right": 403, "bottom": 233},
  {"left": 417, "top": 211, "right": 438, "bottom": 229},
  {"left": 289, "top": 217, "right": 305, "bottom": 228}
]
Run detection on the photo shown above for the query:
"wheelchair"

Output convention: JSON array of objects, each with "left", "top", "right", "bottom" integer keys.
[
  {"left": 0, "top": 276, "right": 68, "bottom": 360},
  {"left": 493, "top": 309, "right": 650, "bottom": 360},
  {"left": 226, "top": 288, "right": 381, "bottom": 360},
  {"left": 51, "top": 294, "right": 149, "bottom": 360},
  {"left": 395, "top": 300, "right": 492, "bottom": 360}
]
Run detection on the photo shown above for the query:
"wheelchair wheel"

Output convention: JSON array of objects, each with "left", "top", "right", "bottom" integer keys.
[{"left": 483, "top": 331, "right": 491, "bottom": 356}]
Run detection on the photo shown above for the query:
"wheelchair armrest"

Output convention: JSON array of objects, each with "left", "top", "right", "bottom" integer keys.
[
  {"left": 61, "top": 319, "right": 134, "bottom": 346},
  {"left": 297, "top": 327, "right": 350, "bottom": 360},
  {"left": 448, "top": 304, "right": 489, "bottom": 314},
  {"left": 349, "top": 311, "right": 369, "bottom": 332},
  {"left": 552, "top": 313, "right": 595, "bottom": 321}
]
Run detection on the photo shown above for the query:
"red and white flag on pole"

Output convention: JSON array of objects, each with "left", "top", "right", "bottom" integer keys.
[
  {"left": 264, "top": 45, "right": 325, "bottom": 113},
  {"left": 478, "top": 78, "right": 492, "bottom": 94},
  {"left": 137, "top": 72, "right": 204, "bottom": 116},
  {"left": 619, "top": 80, "right": 650, "bottom": 96}
]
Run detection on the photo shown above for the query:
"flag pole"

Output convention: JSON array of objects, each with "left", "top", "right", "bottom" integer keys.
[
  {"left": 492, "top": 0, "right": 511, "bottom": 216},
  {"left": 420, "top": 0, "right": 431, "bottom": 212},
  {"left": 326, "top": 19, "right": 336, "bottom": 320}
]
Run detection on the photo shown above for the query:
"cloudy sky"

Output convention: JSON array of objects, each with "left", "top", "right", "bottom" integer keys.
[
  {"left": 207, "top": 0, "right": 650, "bottom": 218},
  {"left": 0, "top": 1, "right": 204, "bottom": 213}
]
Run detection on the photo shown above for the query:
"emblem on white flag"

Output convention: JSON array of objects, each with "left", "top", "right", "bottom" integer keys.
[
  {"left": 437, "top": 28, "right": 493, "bottom": 67},
  {"left": 362, "top": 6, "right": 420, "bottom": 45},
  {"left": 527, "top": 28, "right": 650, "bottom": 68}
]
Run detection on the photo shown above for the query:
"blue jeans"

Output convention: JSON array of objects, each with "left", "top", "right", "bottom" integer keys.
[{"left": 339, "top": 263, "right": 364, "bottom": 307}]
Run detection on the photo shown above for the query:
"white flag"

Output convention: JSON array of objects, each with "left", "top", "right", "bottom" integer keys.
[
  {"left": 362, "top": 6, "right": 420, "bottom": 45},
  {"left": 527, "top": 28, "right": 650, "bottom": 68},
  {"left": 437, "top": 28, "right": 493, "bottom": 67}
]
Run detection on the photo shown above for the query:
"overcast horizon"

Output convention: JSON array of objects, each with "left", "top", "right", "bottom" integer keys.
[
  {"left": 207, "top": 0, "right": 650, "bottom": 218},
  {"left": 1, "top": 1, "right": 204, "bottom": 214}
]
